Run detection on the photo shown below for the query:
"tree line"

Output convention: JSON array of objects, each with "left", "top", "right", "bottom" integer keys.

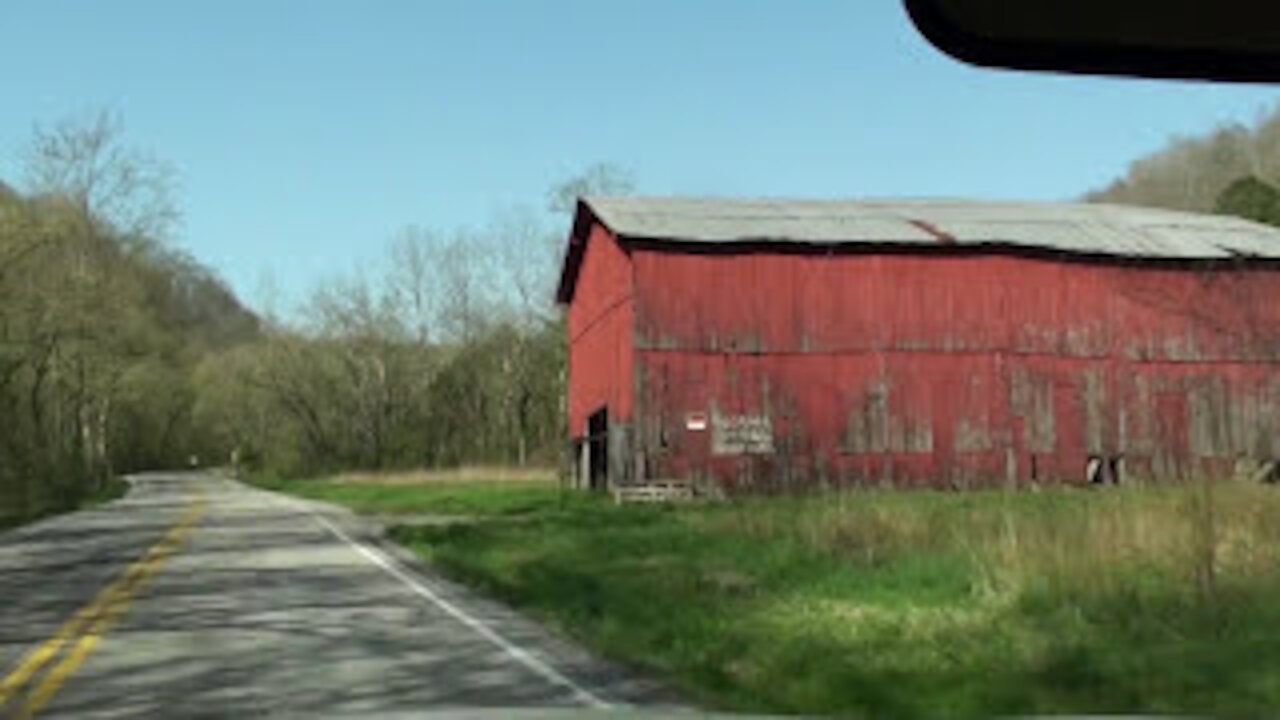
[
  {"left": 1, "top": 112, "right": 629, "bottom": 523},
  {"left": 194, "top": 166, "right": 632, "bottom": 478},
  {"left": 1086, "top": 103, "right": 1280, "bottom": 226},
  {"left": 0, "top": 114, "right": 259, "bottom": 522}
]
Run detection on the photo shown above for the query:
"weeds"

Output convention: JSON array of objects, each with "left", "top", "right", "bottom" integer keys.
[
  {"left": 280, "top": 474, "right": 1280, "bottom": 717},
  {"left": 248, "top": 471, "right": 578, "bottom": 517}
]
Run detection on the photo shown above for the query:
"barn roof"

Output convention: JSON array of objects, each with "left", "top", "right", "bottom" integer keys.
[{"left": 557, "top": 196, "right": 1280, "bottom": 302}]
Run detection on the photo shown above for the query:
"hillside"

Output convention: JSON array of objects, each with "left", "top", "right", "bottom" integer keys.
[
  {"left": 0, "top": 177, "right": 261, "bottom": 524},
  {"left": 1086, "top": 105, "right": 1280, "bottom": 222}
]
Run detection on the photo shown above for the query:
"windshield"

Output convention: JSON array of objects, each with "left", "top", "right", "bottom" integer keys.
[{"left": 2, "top": 3, "right": 1279, "bottom": 718}]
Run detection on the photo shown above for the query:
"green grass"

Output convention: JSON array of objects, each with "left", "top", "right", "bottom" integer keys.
[
  {"left": 267, "top": 474, "right": 1280, "bottom": 718},
  {"left": 248, "top": 472, "right": 578, "bottom": 517}
]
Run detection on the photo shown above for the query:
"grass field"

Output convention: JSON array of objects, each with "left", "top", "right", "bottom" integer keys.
[
  {"left": 263, "top": 472, "right": 1280, "bottom": 718},
  {"left": 250, "top": 470, "right": 574, "bottom": 517}
]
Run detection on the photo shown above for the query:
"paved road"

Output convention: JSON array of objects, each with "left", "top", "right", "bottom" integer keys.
[{"left": 0, "top": 473, "right": 678, "bottom": 718}]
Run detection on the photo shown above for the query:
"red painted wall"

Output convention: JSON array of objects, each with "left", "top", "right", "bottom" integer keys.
[
  {"left": 632, "top": 250, "right": 1280, "bottom": 360},
  {"left": 619, "top": 243, "right": 1280, "bottom": 489},
  {"left": 566, "top": 223, "right": 635, "bottom": 440}
]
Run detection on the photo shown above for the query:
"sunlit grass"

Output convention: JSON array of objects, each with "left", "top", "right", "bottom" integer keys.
[
  {"left": 329, "top": 465, "right": 557, "bottom": 485},
  {"left": 248, "top": 469, "right": 573, "bottom": 516},
  {"left": 265, "top": 472, "right": 1280, "bottom": 717}
]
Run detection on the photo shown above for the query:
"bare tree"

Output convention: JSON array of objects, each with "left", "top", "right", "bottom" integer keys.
[
  {"left": 488, "top": 207, "right": 560, "bottom": 324},
  {"left": 437, "top": 229, "right": 497, "bottom": 344},
  {"left": 13, "top": 112, "right": 183, "bottom": 493},
  {"left": 547, "top": 162, "right": 635, "bottom": 215},
  {"left": 24, "top": 110, "right": 178, "bottom": 241},
  {"left": 1087, "top": 115, "right": 1279, "bottom": 214},
  {"left": 388, "top": 226, "right": 443, "bottom": 346}
]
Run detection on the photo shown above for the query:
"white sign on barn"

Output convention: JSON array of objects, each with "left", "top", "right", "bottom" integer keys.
[{"left": 711, "top": 412, "right": 774, "bottom": 455}]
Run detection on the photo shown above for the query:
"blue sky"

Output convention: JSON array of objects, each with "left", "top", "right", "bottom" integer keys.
[{"left": 2, "top": 1, "right": 1279, "bottom": 311}]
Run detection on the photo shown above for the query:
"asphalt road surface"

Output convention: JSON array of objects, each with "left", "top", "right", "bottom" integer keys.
[{"left": 0, "top": 473, "right": 680, "bottom": 719}]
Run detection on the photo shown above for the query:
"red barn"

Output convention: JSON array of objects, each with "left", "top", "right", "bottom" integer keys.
[{"left": 556, "top": 197, "right": 1280, "bottom": 492}]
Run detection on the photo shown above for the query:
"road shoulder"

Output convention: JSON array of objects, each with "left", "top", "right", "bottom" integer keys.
[{"left": 246, "top": 480, "right": 688, "bottom": 711}]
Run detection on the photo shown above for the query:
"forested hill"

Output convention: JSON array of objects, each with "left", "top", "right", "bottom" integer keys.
[
  {"left": 1086, "top": 105, "right": 1280, "bottom": 224},
  {"left": 1, "top": 175, "right": 260, "bottom": 522}
]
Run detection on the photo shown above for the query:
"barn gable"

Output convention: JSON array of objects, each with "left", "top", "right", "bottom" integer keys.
[{"left": 562, "top": 215, "right": 637, "bottom": 488}]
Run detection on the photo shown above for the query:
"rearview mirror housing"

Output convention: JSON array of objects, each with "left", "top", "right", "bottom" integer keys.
[{"left": 904, "top": 0, "right": 1280, "bottom": 82}]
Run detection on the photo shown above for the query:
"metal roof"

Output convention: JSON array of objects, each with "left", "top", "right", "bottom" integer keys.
[{"left": 579, "top": 196, "right": 1280, "bottom": 260}]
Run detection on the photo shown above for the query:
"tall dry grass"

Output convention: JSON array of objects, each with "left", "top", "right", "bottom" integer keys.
[
  {"left": 712, "top": 480, "right": 1280, "bottom": 608},
  {"left": 398, "top": 477, "right": 1280, "bottom": 715}
]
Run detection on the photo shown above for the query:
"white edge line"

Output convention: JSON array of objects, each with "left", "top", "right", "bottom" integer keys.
[{"left": 270, "top": 493, "right": 613, "bottom": 710}]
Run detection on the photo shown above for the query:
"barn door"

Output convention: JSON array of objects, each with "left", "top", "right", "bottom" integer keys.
[{"left": 587, "top": 407, "right": 609, "bottom": 490}]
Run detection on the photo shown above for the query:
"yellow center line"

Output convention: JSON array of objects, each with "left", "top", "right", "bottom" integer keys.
[
  {"left": 0, "top": 494, "right": 208, "bottom": 718},
  {"left": 0, "top": 542, "right": 158, "bottom": 706}
]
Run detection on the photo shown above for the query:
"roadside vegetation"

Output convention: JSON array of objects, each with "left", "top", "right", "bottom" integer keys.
[
  {"left": 269, "top": 473, "right": 1280, "bottom": 718},
  {"left": 191, "top": 164, "right": 633, "bottom": 481},
  {"left": 0, "top": 113, "right": 260, "bottom": 524},
  {"left": 0, "top": 107, "right": 628, "bottom": 529},
  {"left": 250, "top": 470, "right": 570, "bottom": 517},
  {"left": 0, "top": 474, "right": 130, "bottom": 531},
  {"left": 1086, "top": 103, "right": 1280, "bottom": 228}
]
